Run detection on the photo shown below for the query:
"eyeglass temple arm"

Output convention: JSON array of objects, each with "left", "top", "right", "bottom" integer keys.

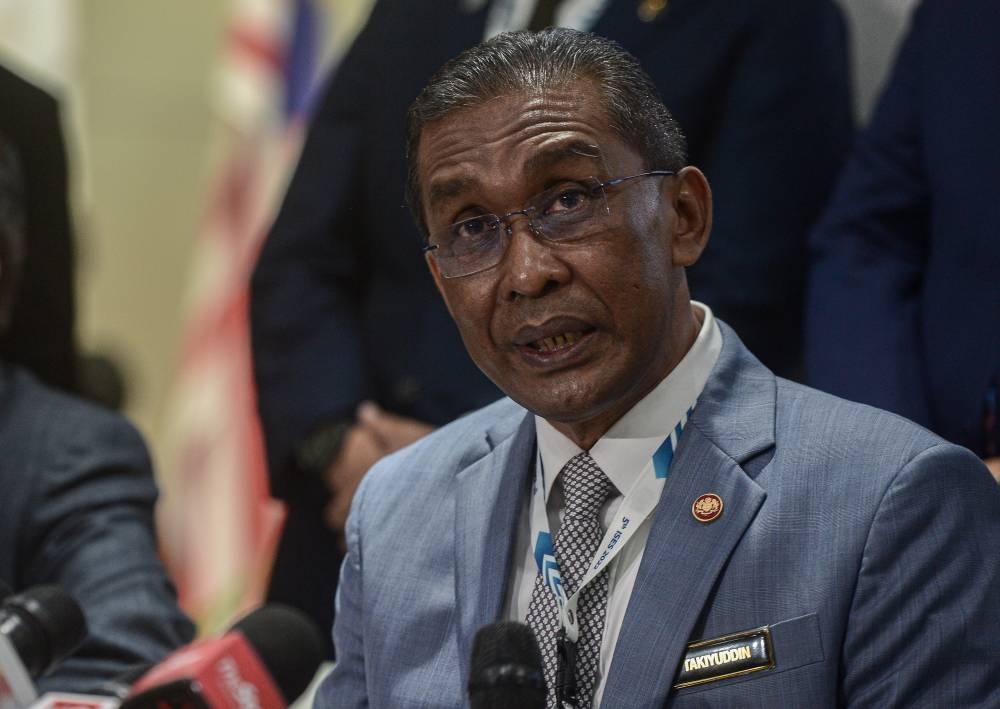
[{"left": 602, "top": 169, "right": 675, "bottom": 189}]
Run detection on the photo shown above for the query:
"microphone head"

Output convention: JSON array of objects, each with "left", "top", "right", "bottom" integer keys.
[
  {"left": 231, "top": 604, "right": 324, "bottom": 703},
  {"left": 468, "top": 621, "right": 546, "bottom": 709},
  {"left": 1, "top": 585, "right": 87, "bottom": 677}
]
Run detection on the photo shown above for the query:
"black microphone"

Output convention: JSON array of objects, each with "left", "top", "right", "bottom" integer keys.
[
  {"left": 121, "top": 604, "right": 324, "bottom": 709},
  {"left": 1, "top": 585, "right": 87, "bottom": 678},
  {"left": 0, "top": 585, "right": 87, "bottom": 707},
  {"left": 468, "top": 621, "right": 546, "bottom": 709}
]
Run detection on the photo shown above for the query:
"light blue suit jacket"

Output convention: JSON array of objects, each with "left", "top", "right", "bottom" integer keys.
[{"left": 317, "top": 324, "right": 1000, "bottom": 707}]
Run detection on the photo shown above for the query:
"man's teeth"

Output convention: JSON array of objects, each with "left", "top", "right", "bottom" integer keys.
[{"left": 531, "top": 331, "right": 583, "bottom": 352}]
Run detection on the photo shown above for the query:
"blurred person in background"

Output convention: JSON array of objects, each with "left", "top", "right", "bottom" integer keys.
[
  {"left": 0, "top": 63, "right": 78, "bottom": 394},
  {"left": 251, "top": 0, "right": 853, "bottom": 647},
  {"left": 807, "top": 0, "right": 1000, "bottom": 483},
  {"left": 0, "top": 130, "right": 195, "bottom": 692},
  {"left": 0, "top": 62, "right": 127, "bottom": 412}
]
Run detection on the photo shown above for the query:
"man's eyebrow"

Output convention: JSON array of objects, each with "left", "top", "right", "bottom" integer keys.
[
  {"left": 427, "top": 176, "right": 476, "bottom": 208},
  {"left": 524, "top": 141, "right": 604, "bottom": 174},
  {"left": 425, "top": 143, "right": 603, "bottom": 207}
]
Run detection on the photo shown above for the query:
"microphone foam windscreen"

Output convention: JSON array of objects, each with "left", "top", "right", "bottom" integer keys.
[
  {"left": 231, "top": 604, "right": 324, "bottom": 703},
  {"left": 5, "top": 585, "right": 87, "bottom": 669},
  {"left": 468, "top": 621, "right": 545, "bottom": 708}
]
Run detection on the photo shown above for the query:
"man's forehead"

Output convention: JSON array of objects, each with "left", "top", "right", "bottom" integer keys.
[
  {"left": 418, "top": 81, "right": 609, "bottom": 160},
  {"left": 424, "top": 139, "right": 607, "bottom": 206}
]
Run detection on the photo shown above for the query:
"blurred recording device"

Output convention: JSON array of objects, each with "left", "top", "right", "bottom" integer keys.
[
  {"left": 0, "top": 583, "right": 87, "bottom": 708},
  {"left": 28, "top": 663, "right": 152, "bottom": 709},
  {"left": 468, "top": 621, "right": 546, "bottom": 709},
  {"left": 120, "top": 604, "right": 323, "bottom": 709}
]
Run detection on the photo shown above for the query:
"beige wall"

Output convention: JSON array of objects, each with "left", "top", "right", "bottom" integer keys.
[{"left": 74, "top": 1, "right": 227, "bottom": 444}]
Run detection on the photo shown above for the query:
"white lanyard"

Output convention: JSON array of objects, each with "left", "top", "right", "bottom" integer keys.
[{"left": 530, "top": 408, "right": 692, "bottom": 643}]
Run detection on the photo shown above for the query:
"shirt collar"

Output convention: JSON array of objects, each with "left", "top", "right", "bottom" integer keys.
[{"left": 534, "top": 302, "right": 722, "bottom": 499}]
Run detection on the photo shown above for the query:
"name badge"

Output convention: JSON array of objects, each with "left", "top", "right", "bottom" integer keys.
[{"left": 674, "top": 626, "right": 774, "bottom": 689}]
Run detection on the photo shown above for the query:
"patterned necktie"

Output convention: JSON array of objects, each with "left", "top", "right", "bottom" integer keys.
[{"left": 526, "top": 452, "right": 615, "bottom": 708}]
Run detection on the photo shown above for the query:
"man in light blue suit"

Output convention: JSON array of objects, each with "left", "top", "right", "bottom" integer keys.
[{"left": 317, "top": 29, "right": 1000, "bottom": 708}]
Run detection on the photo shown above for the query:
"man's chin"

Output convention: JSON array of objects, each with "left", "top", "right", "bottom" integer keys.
[{"left": 507, "top": 386, "right": 611, "bottom": 428}]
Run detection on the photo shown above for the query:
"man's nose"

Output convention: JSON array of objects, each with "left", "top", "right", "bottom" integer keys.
[{"left": 497, "top": 214, "right": 571, "bottom": 301}]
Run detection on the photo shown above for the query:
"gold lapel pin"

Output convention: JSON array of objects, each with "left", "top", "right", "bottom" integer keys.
[
  {"left": 692, "top": 493, "right": 724, "bottom": 523},
  {"left": 638, "top": 0, "right": 669, "bottom": 23}
]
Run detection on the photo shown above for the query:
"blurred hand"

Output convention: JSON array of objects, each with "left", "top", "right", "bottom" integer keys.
[
  {"left": 985, "top": 457, "right": 1000, "bottom": 484},
  {"left": 356, "top": 400, "right": 435, "bottom": 453},
  {"left": 323, "top": 424, "right": 384, "bottom": 548},
  {"left": 322, "top": 402, "right": 436, "bottom": 547}
]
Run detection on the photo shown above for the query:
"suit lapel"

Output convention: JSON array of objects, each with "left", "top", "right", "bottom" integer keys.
[
  {"left": 602, "top": 324, "right": 776, "bottom": 706},
  {"left": 453, "top": 409, "right": 535, "bottom": 686}
]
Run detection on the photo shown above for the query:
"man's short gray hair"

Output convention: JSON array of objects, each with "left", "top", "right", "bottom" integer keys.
[{"left": 405, "top": 27, "right": 688, "bottom": 234}]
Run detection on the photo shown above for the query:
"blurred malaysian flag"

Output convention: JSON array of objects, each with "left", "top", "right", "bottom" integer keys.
[{"left": 157, "top": 0, "right": 354, "bottom": 634}]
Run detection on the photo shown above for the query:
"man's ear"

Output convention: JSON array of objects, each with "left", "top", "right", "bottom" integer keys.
[
  {"left": 668, "top": 166, "right": 712, "bottom": 268},
  {"left": 425, "top": 251, "right": 457, "bottom": 320}
]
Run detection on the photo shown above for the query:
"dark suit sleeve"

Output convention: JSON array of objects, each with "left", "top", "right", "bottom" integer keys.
[
  {"left": 689, "top": 0, "right": 854, "bottom": 375},
  {"left": 842, "top": 443, "right": 1000, "bottom": 706},
  {"left": 17, "top": 402, "right": 194, "bottom": 693},
  {"left": 250, "top": 7, "right": 387, "bottom": 494},
  {"left": 805, "top": 5, "right": 933, "bottom": 425}
]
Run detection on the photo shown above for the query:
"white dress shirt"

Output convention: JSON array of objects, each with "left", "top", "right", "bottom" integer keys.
[
  {"left": 503, "top": 302, "right": 722, "bottom": 706},
  {"left": 461, "top": 0, "right": 610, "bottom": 37}
]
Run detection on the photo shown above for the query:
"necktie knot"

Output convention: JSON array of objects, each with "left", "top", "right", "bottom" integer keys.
[{"left": 560, "top": 452, "right": 614, "bottom": 521}]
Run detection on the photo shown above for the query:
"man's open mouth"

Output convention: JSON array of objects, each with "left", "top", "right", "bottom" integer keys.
[{"left": 529, "top": 330, "right": 586, "bottom": 352}]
